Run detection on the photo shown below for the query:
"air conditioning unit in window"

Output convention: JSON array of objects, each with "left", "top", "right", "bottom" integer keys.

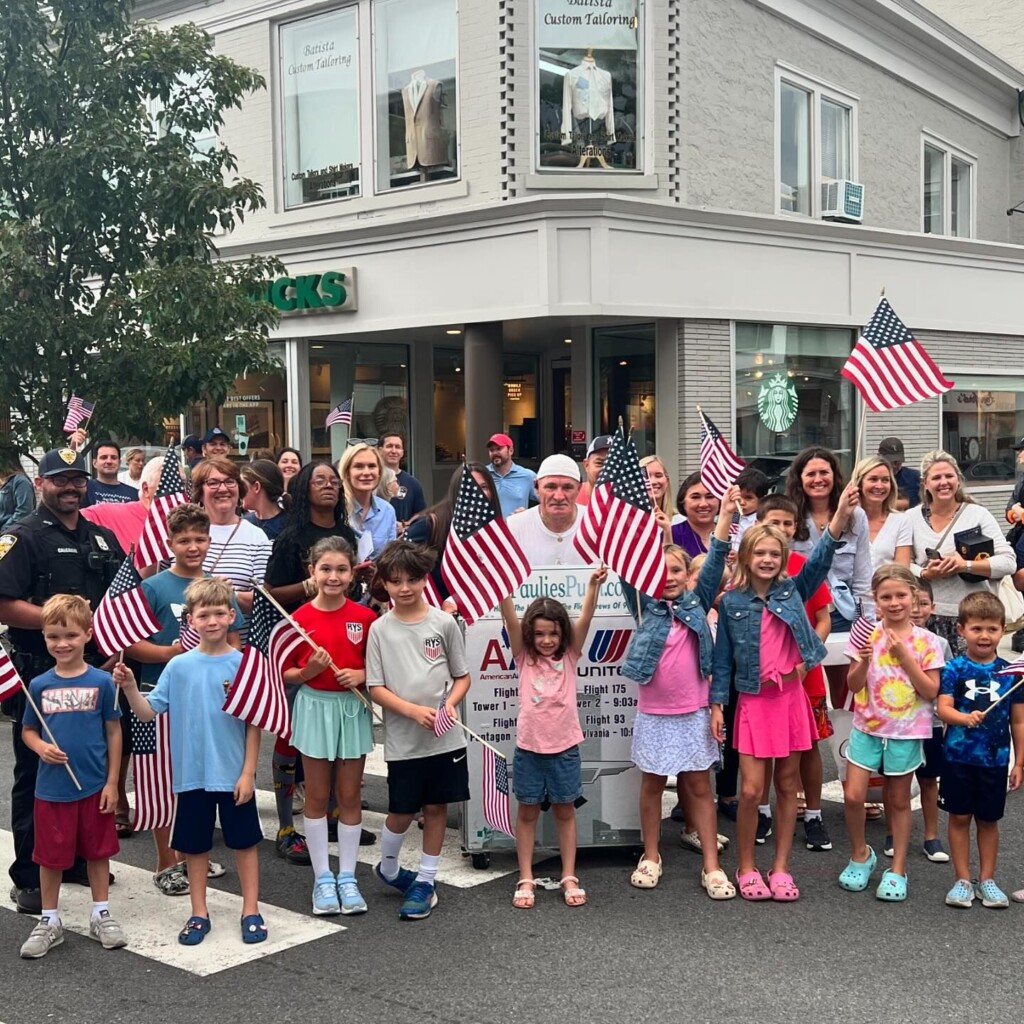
[{"left": 821, "top": 179, "right": 865, "bottom": 222}]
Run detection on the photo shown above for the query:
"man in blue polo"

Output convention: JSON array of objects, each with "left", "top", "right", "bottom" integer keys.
[
  {"left": 486, "top": 433, "right": 535, "bottom": 518},
  {"left": 878, "top": 436, "right": 920, "bottom": 508}
]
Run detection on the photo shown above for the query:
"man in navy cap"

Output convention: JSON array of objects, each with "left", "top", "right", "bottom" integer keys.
[
  {"left": 0, "top": 448, "right": 125, "bottom": 913},
  {"left": 181, "top": 434, "right": 203, "bottom": 469},
  {"left": 201, "top": 426, "right": 232, "bottom": 460}
]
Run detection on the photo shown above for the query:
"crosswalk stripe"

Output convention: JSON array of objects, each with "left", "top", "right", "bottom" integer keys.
[{"left": 0, "top": 830, "right": 344, "bottom": 975}]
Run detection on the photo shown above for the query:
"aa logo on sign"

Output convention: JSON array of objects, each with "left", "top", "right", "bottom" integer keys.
[
  {"left": 346, "top": 622, "right": 364, "bottom": 644},
  {"left": 423, "top": 636, "right": 443, "bottom": 662}
]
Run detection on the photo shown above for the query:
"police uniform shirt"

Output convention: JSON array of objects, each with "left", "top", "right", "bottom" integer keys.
[{"left": 0, "top": 509, "right": 124, "bottom": 657}]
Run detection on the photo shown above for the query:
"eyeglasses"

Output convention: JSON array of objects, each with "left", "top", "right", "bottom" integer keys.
[
  {"left": 47, "top": 475, "right": 88, "bottom": 488},
  {"left": 346, "top": 438, "right": 379, "bottom": 447},
  {"left": 205, "top": 478, "right": 238, "bottom": 491}
]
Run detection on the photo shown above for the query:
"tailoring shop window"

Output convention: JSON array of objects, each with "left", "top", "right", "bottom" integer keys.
[
  {"left": 942, "top": 376, "right": 1024, "bottom": 484},
  {"left": 536, "top": 0, "right": 643, "bottom": 173},
  {"left": 280, "top": 7, "right": 361, "bottom": 208},
  {"left": 372, "top": 0, "right": 459, "bottom": 193}
]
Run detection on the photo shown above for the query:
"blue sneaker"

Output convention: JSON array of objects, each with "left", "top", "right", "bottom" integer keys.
[
  {"left": 398, "top": 880, "right": 438, "bottom": 920},
  {"left": 336, "top": 873, "right": 368, "bottom": 915},
  {"left": 312, "top": 872, "right": 341, "bottom": 916},
  {"left": 975, "top": 878, "right": 1009, "bottom": 908},
  {"left": 375, "top": 862, "right": 417, "bottom": 895}
]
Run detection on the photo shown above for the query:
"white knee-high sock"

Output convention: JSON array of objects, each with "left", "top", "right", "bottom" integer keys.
[
  {"left": 305, "top": 815, "right": 331, "bottom": 878},
  {"left": 379, "top": 823, "right": 407, "bottom": 880},
  {"left": 415, "top": 853, "right": 440, "bottom": 884},
  {"left": 337, "top": 822, "right": 362, "bottom": 877}
]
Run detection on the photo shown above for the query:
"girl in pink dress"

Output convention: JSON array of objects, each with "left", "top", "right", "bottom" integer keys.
[{"left": 499, "top": 567, "right": 606, "bottom": 910}]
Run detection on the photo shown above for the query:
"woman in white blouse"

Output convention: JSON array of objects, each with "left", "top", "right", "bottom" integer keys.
[{"left": 853, "top": 456, "right": 912, "bottom": 570}]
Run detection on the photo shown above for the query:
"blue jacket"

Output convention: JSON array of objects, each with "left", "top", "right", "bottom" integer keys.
[
  {"left": 710, "top": 529, "right": 839, "bottom": 703},
  {"left": 621, "top": 537, "right": 727, "bottom": 684}
]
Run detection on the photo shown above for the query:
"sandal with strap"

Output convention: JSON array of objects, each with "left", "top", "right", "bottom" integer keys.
[
  {"left": 240, "top": 913, "right": 268, "bottom": 944},
  {"left": 865, "top": 803, "right": 883, "bottom": 821},
  {"left": 838, "top": 847, "right": 877, "bottom": 892},
  {"left": 767, "top": 869, "right": 800, "bottom": 902},
  {"left": 114, "top": 812, "right": 133, "bottom": 839},
  {"left": 560, "top": 875, "right": 587, "bottom": 907},
  {"left": 735, "top": 869, "right": 771, "bottom": 901},
  {"left": 630, "top": 857, "right": 663, "bottom": 889},
  {"left": 876, "top": 869, "right": 907, "bottom": 902},
  {"left": 701, "top": 869, "right": 736, "bottom": 900},
  {"left": 512, "top": 879, "right": 536, "bottom": 909},
  {"left": 178, "top": 915, "right": 211, "bottom": 946}
]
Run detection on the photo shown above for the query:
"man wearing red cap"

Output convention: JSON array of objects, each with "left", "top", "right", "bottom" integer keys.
[{"left": 486, "top": 433, "right": 536, "bottom": 518}]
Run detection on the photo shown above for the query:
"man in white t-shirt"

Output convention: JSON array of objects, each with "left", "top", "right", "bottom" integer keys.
[{"left": 506, "top": 454, "right": 586, "bottom": 566}]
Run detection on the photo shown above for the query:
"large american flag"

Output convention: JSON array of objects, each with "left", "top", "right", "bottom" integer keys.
[
  {"left": 482, "top": 747, "right": 515, "bottom": 838},
  {"left": 0, "top": 645, "right": 24, "bottom": 703},
  {"left": 441, "top": 467, "right": 530, "bottom": 625},
  {"left": 698, "top": 409, "right": 746, "bottom": 500},
  {"left": 575, "top": 426, "right": 667, "bottom": 598},
  {"left": 136, "top": 447, "right": 186, "bottom": 569},
  {"left": 223, "top": 590, "right": 304, "bottom": 740},
  {"left": 325, "top": 398, "right": 353, "bottom": 428},
  {"left": 62, "top": 396, "right": 95, "bottom": 433},
  {"left": 131, "top": 713, "right": 175, "bottom": 831},
  {"left": 841, "top": 298, "right": 954, "bottom": 412},
  {"left": 92, "top": 552, "right": 162, "bottom": 656}
]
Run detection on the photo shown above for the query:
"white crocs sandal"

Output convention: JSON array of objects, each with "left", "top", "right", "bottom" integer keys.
[{"left": 630, "top": 857, "right": 663, "bottom": 889}]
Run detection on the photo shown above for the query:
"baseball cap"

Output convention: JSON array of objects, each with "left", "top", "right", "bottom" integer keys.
[
  {"left": 1012, "top": 436, "right": 1024, "bottom": 451},
  {"left": 537, "top": 454, "right": 581, "bottom": 482},
  {"left": 38, "top": 447, "right": 88, "bottom": 477},
  {"left": 586, "top": 435, "right": 613, "bottom": 458},
  {"left": 203, "top": 426, "right": 231, "bottom": 445},
  {"left": 487, "top": 433, "right": 514, "bottom": 448},
  {"left": 182, "top": 434, "right": 202, "bottom": 451},
  {"left": 878, "top": 437, "right": 905, "bottom": 458}
]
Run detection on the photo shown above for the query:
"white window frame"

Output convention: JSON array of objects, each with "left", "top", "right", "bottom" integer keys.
[
  {"left": 921, "top": 131, "right": 977, "bottom": 239},
  {"left": 774, "top": 64, "right": 859, "bottom": 219}
]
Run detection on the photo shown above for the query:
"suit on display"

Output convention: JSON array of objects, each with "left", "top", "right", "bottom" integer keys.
[
  {"left": 402, "top": 72, "right": 447, "bottom": 170},
  {"left": 561, "top": 56, "right": 616, "bottom": 145}
]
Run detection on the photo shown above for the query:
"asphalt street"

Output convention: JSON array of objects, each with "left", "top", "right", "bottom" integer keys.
[{"left": 0, "top": 722, "right": 1021, "bottom": 1024}]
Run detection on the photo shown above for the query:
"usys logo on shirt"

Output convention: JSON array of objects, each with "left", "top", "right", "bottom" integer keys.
[
  {"left": 346, "top": 622, "right": 364, "bottom": 643},
  {"left": 422, "top": 636, "right": 443, "bottom": 662}
]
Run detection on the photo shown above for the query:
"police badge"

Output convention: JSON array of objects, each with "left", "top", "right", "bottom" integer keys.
[{"left": 58, "top": 448, "right": 77, "bottom": 465}]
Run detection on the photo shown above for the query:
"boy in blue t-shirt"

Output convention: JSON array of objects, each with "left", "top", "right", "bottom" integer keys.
[
  {"left": 938, "top": 591, "right": 1024, "bottom": 910},
  {"left": 116, "top": 577, "right": 264, "bottom": 947},
  {"left": 125, "top": 503, "right": 244, "bottom": 896},
  {"left": 19, "top": 595, "right": 125, "bottom": 959}
]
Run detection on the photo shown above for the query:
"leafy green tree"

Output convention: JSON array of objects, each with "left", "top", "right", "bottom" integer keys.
[{"left": 0, "top": 0, "right": 280, "bottom": 454}]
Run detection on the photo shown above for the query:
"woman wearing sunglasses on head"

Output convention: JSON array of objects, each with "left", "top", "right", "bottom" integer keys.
[{"left": 337, "top": 442, "right": 397, "bottom": 562}]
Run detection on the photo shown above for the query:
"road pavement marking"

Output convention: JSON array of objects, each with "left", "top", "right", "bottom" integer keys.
[{"left": 0, "top": 830, "right": 343, "bottom": 976}]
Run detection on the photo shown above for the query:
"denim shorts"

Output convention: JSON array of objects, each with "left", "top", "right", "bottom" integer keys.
[
  {"left": 847, "top": 729, "right": 923, "bottom": 777},
  {"left": 513, "top": 745, "right": 582, "bottom": 806}
]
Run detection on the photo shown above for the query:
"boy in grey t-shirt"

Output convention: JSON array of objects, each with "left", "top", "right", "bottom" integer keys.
[{"left": 366, "top": 542, "right": 470, "bottom": 921}]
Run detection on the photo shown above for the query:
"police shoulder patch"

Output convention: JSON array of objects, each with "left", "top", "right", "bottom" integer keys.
[{"left": 0, "top": 535, "right": 16, "bottom": 560}]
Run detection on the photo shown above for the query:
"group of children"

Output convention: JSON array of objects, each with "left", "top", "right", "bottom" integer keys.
[{"left": 17, "top": 482, "right": 1024, "bottom": 957}]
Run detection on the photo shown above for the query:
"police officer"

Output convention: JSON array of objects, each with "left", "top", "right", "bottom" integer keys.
[{"left": 0, "top": 447, "right": 124, "bottom": 913}]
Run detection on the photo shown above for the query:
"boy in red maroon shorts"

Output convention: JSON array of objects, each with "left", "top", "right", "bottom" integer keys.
[{"left": 18, "top": 595, "right": 126, "bottom": 959}]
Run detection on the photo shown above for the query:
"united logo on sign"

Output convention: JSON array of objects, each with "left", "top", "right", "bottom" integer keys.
[
  {"left": 587, "top": 629, "right": 632, "bottom": 664},
  {"left": 346, "top": 622, "right": 364, "bottom": 644},
  {"left": 423, "top": 636, "right": 443, "bottom": 662}
]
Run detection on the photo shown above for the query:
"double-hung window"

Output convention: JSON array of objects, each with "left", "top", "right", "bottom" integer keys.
[
  {"left": 922, "top": 134, "right": 975, "bottom": 238},
  {"left": 776, "top": 66, "right": 858, "bottom": 217}
]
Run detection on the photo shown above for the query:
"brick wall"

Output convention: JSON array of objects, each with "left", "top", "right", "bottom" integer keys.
[{"left": 676, "top": 320, "right": 732, "bottom": 483}]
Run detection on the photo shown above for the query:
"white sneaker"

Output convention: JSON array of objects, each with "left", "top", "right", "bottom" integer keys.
[
  {"left": 89, "top": 911, "right": 128, "bottom": 949},
  {"left": 20, "top": 919, "right": 64, "bottom": 958}
]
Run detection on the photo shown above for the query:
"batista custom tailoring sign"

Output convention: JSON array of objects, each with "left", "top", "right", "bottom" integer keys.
[
  {"left": 461, "top": 567, "right": 642, "bottom": 860},
  {"left": 538, "top": 0, "right": 639, "bottom": 47}
]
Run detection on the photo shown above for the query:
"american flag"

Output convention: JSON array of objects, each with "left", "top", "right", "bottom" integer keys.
[
  {"left": 178, "top": 610, "right": 200, "bottom": 652},
  {"left": 131, "top": 713, "right": 175, "bottom": 831},
  {"left": 325, "top": 398, "right": 353, "bottom": 428},
  {"left": 841, "top": 298, "right": 954, "bottom": 412},
  {"left": 62, "top": 396, "right": 95, "bottom": 433},
  {"left": 223, "top": 590, "right": 304, "bottom": 740},
  {"left": 136, "top": 447, "right": 187, "bottom": 569},
  {"left": 698, "top": 410, "right": 746, "bottom": 500},
  {"left": 574, "top": 426, "right": 667, "bottom": 598},
  {"left": 843, "top": 615, "right": 877, "bottom": 659},
  {"left": 92, "top": 552, "right": 162, "bottom": 656},
  {"left": 482, "top": 747, "right": 515, "bottom": 838},
  {"left": 997, "top": 653, "right": 1024, "bottom": 677},
  {"left": 441, "top": 467, "right": 530, "bottom": 625},
  {"left": 0, "top": 645, "right": 24, "bottom": 703},
  {"left": 433, "top": 696, "right": 455, "bottom": 737}
]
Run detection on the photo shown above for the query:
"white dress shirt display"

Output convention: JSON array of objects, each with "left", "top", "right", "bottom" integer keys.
[{"left": 560, "top": 57, "right": 616, "bottom": 144}]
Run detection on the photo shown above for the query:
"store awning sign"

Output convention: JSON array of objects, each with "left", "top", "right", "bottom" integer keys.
[{"left": 259, "top": 268, "right": 357, "bottom": 314}]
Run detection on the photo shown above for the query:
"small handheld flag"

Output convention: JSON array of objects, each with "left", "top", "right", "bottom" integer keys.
[
  {"left": 433, "top": 697, "right": 456, "bottom": 737},
  {"left": 325, "top": 398, "right": 353, "bottom": 429},
  {"left": 62, "top": 396, "right": 95, "bottom": 433},
  {"left": 0, "top": 645, "right": 25, "bottom": 704},
  {"left": 137, "top": 446, "right": 187, "bottom": 569},
  {"left": 843, "top": 615, "right": 877, "bottom": 660},
  {"left": 92, "top": 551, "right": 162, "bottom": 656},
  {"left": 482, "top": 747, "right": 515, "bottom": 838},
  {"left": 698, "top": 409, "right": 745, "bottom": 501}
]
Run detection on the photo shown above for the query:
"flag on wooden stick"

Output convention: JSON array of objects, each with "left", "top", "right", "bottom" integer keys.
[
  {"left": 137, "top": 446, "right": 187, "bottom": 569},
  {"left": 92, "top": 551, "right": 161, "bottom": 656},
  {"left": 482, "top": 747, "right": 515, "bottom": 838},
  {"left": 698, "top": 408, "right": 745, "bottom": 500}
]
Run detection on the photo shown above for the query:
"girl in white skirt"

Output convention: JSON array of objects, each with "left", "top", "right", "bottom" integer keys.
[
  {"left": 282, "top": 537, "right": 378, "bottom": 917},
  {"left": 620, "top": 487, "right": 742, "bottom": 899}
]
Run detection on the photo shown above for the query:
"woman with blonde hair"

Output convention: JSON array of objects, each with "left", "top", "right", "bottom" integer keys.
[
  {"left": 120, "top": 447, "right": 145, "bottom": 491},
  {"left": 852, "top": 456, "right": 911, "bottom": 569},
  {"left": 640, "top": 455, "right": 683, "bottom": 543},
  {"left": 337, "top": 442, "right": 396, "bottom": 561}
]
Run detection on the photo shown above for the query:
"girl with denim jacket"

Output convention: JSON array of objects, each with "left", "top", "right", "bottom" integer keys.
[
  {"left": 710, "top": 483, "right": 859, "bottom": 902},
  {"left": 621, "top": 488, "right": 740, "bottom": 899}
]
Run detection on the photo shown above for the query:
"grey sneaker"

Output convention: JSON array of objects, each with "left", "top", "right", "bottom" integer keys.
[
  {"left": 20, "top": 919, "right": 64, "bottom": 959},
  {"left": 89, "top": 910, "right": 128, "bottom": 949}
]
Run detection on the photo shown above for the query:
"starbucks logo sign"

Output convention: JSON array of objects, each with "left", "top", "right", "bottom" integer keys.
[{"left": 757, "top": 373, "right": 799, "bottom": 432}]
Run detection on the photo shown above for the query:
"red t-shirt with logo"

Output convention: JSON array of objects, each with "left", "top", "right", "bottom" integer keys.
[
  {"left": 787, "top": 551, "right": 831, "bottom": 699},
  {"left": 284, "top": 600, "right": 378, "bottom": 692}
]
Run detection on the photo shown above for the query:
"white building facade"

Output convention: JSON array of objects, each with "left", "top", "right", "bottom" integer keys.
[{"left": 147, "top": 0, "right": 1024, "bottom": 509}]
